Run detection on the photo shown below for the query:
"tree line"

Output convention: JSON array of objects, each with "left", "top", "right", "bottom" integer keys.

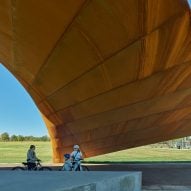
[{"left": 0, "top": 132, "right": 50, "bottom": 141}]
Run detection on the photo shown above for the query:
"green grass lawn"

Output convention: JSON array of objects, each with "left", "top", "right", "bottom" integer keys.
[
  {"left": 85, "top": 146, "right": 191, "bottom": 163},
  {"left": 1, "top": 142, "right": 191, "bottom": 163},
  {"left": 0, "top": 142, "right": 52, "bottom": 163}
]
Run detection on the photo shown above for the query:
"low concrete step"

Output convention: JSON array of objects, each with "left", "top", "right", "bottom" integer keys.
[
  {"left": 0, "top": 171, "right": 141, "bottom": 191},
  {"left": 142, "top": 185, "right": 191, "bottom": 191}
]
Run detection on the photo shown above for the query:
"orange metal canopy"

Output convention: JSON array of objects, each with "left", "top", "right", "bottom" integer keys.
[{"left": 0, "top": 0, "right": 191, "bottom": 162}]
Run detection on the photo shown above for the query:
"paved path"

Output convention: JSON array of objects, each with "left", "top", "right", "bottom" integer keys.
[{"left": 86, "top": 163, "right": 191, "bottom": 186}]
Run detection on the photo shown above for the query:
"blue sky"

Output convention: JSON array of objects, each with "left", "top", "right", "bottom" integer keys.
[
  {"left": 0, "top": 64, "right": 48, "bottom": 136},
  {"left": 188, "top": 0, "right": 191, "bottom": 7}
]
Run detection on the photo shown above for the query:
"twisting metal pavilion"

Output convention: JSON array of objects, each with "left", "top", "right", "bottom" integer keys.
[{"left": 0, "top": 0, "right": 191, "bottom": 162}]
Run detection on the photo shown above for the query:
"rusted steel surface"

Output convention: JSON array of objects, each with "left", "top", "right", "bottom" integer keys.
[{"left": 0, "top": 0, "right": 191, "bottom": 162}]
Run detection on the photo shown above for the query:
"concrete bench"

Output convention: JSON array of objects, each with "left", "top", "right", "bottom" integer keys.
[{"left": 0, "top": 171, "right": 141, "bottom": 191}]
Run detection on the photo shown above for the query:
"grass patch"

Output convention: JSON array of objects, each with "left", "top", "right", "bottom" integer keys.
[
  {"left": 84, "top": 146, "right": 191, "bottom": 163},
  {"left": 0, "top": 142, "right": 52, "bottom": 163},
  {"left": 1, "top": 143, "right": 191, "bottom": 164}
]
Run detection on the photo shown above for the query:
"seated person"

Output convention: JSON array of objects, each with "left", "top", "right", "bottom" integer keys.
[
  {"left": 70, "top": 145, "right": 83, "bottom": 171},
  {"left": 27, "top": 145, "right": 40, "bottom": 170},
  {"left": 61, "top": 153, "right": 72, "bottom": 171}
]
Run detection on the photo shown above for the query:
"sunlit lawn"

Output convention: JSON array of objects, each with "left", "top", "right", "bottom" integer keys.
[
  {"left": 1, "top": 142, "right": 191, "bottom": 163},
  {"left": 0, "top": 141, "right": 52, "bottom": 163},
  {"left": 85, "top": 146, "right": 191, "bottom": 163}
]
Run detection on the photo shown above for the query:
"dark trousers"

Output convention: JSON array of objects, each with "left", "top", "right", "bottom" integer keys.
[{"left": 27, "top": 162, "right": 36, "bottom": 170}]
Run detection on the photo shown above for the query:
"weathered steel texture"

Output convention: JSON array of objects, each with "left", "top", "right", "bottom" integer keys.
[{"left": 0, "top": 0, "right": 191, "bottom": 162}]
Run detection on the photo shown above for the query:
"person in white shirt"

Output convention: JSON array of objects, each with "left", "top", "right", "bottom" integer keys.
[{"left": 70, "top": 145, "right": 83, "bottom": 171}]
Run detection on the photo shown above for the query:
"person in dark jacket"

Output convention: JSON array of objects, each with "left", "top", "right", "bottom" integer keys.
[{"left": 27, "top": 145, "right": 40, "bottom": 170}]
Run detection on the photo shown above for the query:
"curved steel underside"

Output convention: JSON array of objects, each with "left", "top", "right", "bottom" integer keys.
[{"left": 0, "top": 0, "right": 191, "bottom": 162}]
